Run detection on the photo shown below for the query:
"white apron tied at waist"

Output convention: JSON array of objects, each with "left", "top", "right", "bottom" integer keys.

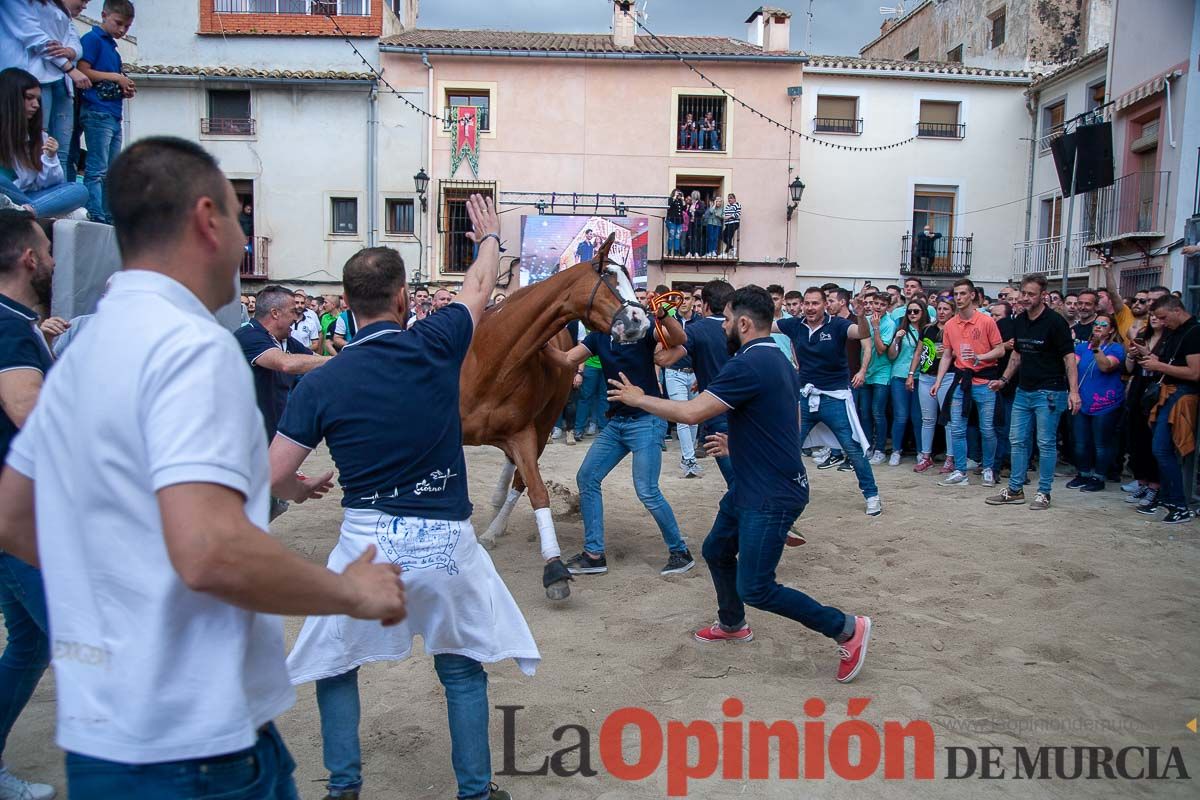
[
  {"left": 798, "top": 384, "right": 871, "bottom": 454},
  {"left": 287, "top": 509, "right": 540, "bottom": 684}
]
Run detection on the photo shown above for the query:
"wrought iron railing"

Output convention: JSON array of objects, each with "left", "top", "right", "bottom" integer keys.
[
  {"left": 240, "top": 236, "right": 269, "bottom": 278},
  {"left": 201, "top": 117, "right": 255, "bottom": 135},
  {"left": 214, "top": 0, "right": 369, "bottom": 14},
  {"left": 813, "top": 117, "right": 863, "bottom": 135},
  {"left": 676, "top": 95, "right": 727, "bottom": 153},
  {"left": 1011, "top": 232, "right": 1090, "bottom": 281},
  {"left": 1084, "top": 171, "right": 1170, "bottom": 244},
  {"left": 662, "top": 216, "right": 739, "bottom": 262},
  {"left": 917, "top": 121, "right": 966, "bottom": 139},
  {"left": 901, "top": 233, "right": 972, "bottom": 275}
]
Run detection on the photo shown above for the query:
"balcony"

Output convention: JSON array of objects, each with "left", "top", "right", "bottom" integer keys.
[
  {"left": 917, "top": 121, "right": 966, "bottom": 139},
  {"left": 813, "top": 117, "right": 863, "bottom": 135},
  {"left": 214, "top": 0, "right": 369, "bottom": 14},
  {"left": 900, "top": 233, "right": 972, "bottom": 276},
  {"left": 1011, "top": 232, "right": 1091, "bottom": 281},
  {"left": 240, "top": 236, "right": 269, "bottom": 279},
  {"left": 201, "top": 117, "right": 255, "bottom": 136},
  {"left": 1084, "top": 171, "right": 1170, "bottom": 245},
  {"left": 662, "top": 218, "right": 739, "bottom": 264}
]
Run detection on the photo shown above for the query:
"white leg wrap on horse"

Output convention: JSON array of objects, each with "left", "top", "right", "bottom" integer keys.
[
  {"left": 491, "top": 461, "right": 517, "bottom": 509},
  {"left": 535, "top": 507, "right": 561, "bottom": 561}
]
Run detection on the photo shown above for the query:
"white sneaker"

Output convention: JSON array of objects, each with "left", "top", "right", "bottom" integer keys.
[
  {"left": 888, "top": 451, "right": 901, "bottom": 467},
  {"left": 812, "top": 446, "right": 830, "bottom": 461},
  {"left": 0, "top": 769, "right": 55, "bottom": 800},
  {"left": 865, "top": 495, "right": 882, "bottom": 516},
  {"left": 938, "top": 470, "right": 969, "bottom": 486},
  {"left": 869, "top": 451, "right": 886, "bottom": 466},
  {"left": 551, "top": 427, "right": 562, "bottom": 440},
  {"left": 982, "top": 468, "right": 996, "bottom": 487},
  {"left": 965, "top": 458, "right": 980, "bottom": 471}
]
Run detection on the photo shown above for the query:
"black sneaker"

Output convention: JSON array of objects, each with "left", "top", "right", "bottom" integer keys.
[
  {"left": 836, "top": 459, "right": 854, "bottom": 472},
  {"left": 1162, "top": 506, "right": 1195, "bottom": 525},
  {"left": 661, "top": 549, "right": 696, "bottom": 575},
  {"left": 565, "top": 552, "right": 608, "bottom": 575},
  {"left": 1135, "top": 497, "right": 1162, "bottom": 515},
  {"left": 1079, "top": 477, "right": 1106, "bottom": 493},
  {"left": 817, "top": 452, "right": 846, "bottom": 470},
  {"left": 1066, "top": 475, "right": 1091, "bottom": 489},
  {"left": 487, "top": 783, "right": 512, "bottom": 800}
]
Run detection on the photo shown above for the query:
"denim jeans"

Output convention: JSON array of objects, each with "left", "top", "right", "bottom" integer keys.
[
  {"left": 1073, "top": 409, "right": 1119, "bottom": 479},
  {"left": 1008, "top": 388, "right": 1068, "bottom": 495},
  {"left": 573, "top": 365, "right": 608, "bottom": 435},
  {"left": 81, "top": 108, "right": 122, "bottom": 223},
  {"left": 664, "top": 369, "right": 697, "bottom": 460},
  {"left": 66, "top": 723, "right": 299, "bottom": 800},
  {"left": 555, "top": 387, "right": 578, "bottom": 432},
  {"left": 702, "top": 492, "right": 844, "bottom": 636},
  {"left": 950, "top": 381, "right": 996, "bottom": 470},
  {"left": 917, "top": 373, "right": 953, "bottom": 455},
  {"left": 993, "top": 392, "right": 1015, "bottom": 471},
  {"left": 700, "top": 416, "right": 734, "bottom": 489},
  {"left": 700, "top": 129, "right": 720, "bottom": 150},
  {"left": 0, "top": 173, "right": 88, "bottom": 217},
  {"left": 578, "top": 414, "right": 687, "bottom": 555},
  {"left": 0, "top": 555, "right": 49, "bottom": 759},
  {"left": 1152, "top": 387, "right": 1196, "bottom": 508},
  {"left": 41, "top": 79, "right": 74, "bottom": 176},
  {"left": 888, "top": 377, "right": 921, "bottom": 455},
  {"left": 705, "top": 224, "right": 720, "bottom": 255},
  {"left": 799, "top": 395, "right": 878, "bottom": 498},
  {"left": 316, "top": 656, "right": 491, "bottom": 800},
  {"left": 666, "top": 222, "right": 683, "bottom": 255},
  {"left": 862, "top": 381, "right": 890, "bottom": 453}
]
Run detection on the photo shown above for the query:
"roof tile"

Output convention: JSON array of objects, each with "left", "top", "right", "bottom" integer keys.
[
  {"left": 380, "top": 29, "right": 798, "bottom": 57},
  {"left": 126, "top": 64, "right": 373, "bottom": 81}
]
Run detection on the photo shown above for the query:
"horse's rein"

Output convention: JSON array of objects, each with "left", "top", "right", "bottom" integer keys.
[
  {"left": 646, "top": 291, "right": 686, "bottom": 349},
  {"left": 585, "top": 260, "right": 644, "bottom": 327}
]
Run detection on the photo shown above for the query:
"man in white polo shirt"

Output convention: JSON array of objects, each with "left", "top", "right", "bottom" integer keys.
[{"left": 0, "top": 137, "right": 407, "bottom": 800}]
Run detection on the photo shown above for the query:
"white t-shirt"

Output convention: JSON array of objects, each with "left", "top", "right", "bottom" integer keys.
[
  {"left": 6, "top": 270, "right": 294, "bottom": 764},
  {"left": 292, "top": 308, "right": 321, "bottom": 346}
]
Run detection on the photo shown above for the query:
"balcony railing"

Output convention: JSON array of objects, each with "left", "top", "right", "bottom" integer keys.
[
  {"left": 1083, "top": 170, "right": 1170, "bottom": 245},
  {"left": 917, "top": 121, "right": 966, "bottom": 139},
  {"left": 201, "top": 117, "right": 256, "bottom": 136},
  {"left": 1011, "top": 232, "right": 1091, "bottom": 281},
  {"left": 214, "top": 0, "right": 369, "bottom": 15},
  {"left": 813, "top": 117, "right": 863, "bottom": 135},
  {"left": 901, "top": 233, "right": 972, "bottom": 275},
  {"left": 662, "top": 217, "right": 739, "bottom": 263},
  {"left": 240, "top": 236, "right": 269, "bottom": 279}
]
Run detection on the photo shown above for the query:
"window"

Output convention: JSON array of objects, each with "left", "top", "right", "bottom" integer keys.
[
  {"left": 1039, "top": 196, "right": 1063, "bottom": 239},
  {"left": 443, "top": 90, "right": 490, "bottom": 132},
  {"left": 904, "top": 47, "right": 920, "bottom": 61},
  {"left": 989, "top": 9, "right": 1006, "bottom": 48},
  {"left": 912, "top": 189, "right": 956, "bottom": 271},
  {"left": 1040, "top": 100, "right": 1065, "bottom": 149},
  {"left": 676, "top": 95, "right": 727, "bottom": 152},
  {"left": 385, "top": 198, "right": 415, "bottom": 236},
  {"left": 1088, "top": 81, "right": 1106, "bottom": 112},
  {"left": 814, "top": 96, "right": 861, "bottom": 134},
  {"left": 946, "top": 44, "right": 963, "bottom": 63},
  {"left": 203, "top": 90, "right": 253, "bottom": 135},
  {"left": 331, "top": 197, "right": 358, "bottom": 235},
  {"left": 438, "top": 182, "right": 496, "bottom": 272},
  {"left": 918, "top": 100, "right": 963, "bottom": 138}
]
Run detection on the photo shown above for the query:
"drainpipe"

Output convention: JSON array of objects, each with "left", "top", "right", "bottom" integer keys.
[
  {"left": 1023, "top": 92, "right": 1037, "bottom": 244},
  {"left": 367, "top": 85, "right": 379, "bottom": 247},
  {"left": 423, "top": 51, "right": 434, "bottom": 284}
]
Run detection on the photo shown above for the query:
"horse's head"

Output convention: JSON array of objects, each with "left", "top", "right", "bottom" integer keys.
[{"left": 581, "top": 234, "right": 651, "bottom": 343}]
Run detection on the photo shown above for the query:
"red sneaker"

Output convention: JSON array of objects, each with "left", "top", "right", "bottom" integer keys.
[
  {"left": 785, "top": 527, "right": 807, "bottom": 547},
  {"left": 835, "top": 615, "right": 872, "bottom": 683},
  {"left": 694, "top": 622, "right": 754, "bottom": 643},
  {"left": 938, "top": 458, "right": 956, "bottom": 475},
  {"left": 913, "top": 455, "right": 933, "bottom": 473}
]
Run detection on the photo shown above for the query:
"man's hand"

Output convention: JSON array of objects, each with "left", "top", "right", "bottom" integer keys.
[
  {"left": 704, "top": 432, "right": 729, "bottom": 458},
  {"left": 294, "top": 470, "right": 335, "bottom": 504},
  {"left": 464, "top": 193, "right": 500, "bottom": 245},
  {"left": 342, "top": 545, "right": 407, "bottom": 626},
  {"left": 606, "top": 372, "right": 645, "bottom": 408},
  {"left": 39, "top": 317, "right": 69, "bottom": 338},
  {"left": 987, "top": 379, "right": 1004, "bottom": 392},
  {"left": 1068, "top": 392, "right": 1082, "bottom": 415},
  {"left": 1141, "top": 354, "right": 1164, "bottom": 372},
  {"left": 572, "top": 372, "right": 583, "bottom": 389},
  {"left": 851, "top": 371, "right": 865, "bottom": 389},
  {"left": 1004, "top": 339, "right": 1015, "bottom": 353},
  {"left": 67, "top": 68, "right": 91, "bottom": 91}
]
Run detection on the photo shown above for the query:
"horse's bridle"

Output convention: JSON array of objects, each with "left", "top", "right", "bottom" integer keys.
[{"left": 584, "top": 259, "right": 645, "bottom": 329}]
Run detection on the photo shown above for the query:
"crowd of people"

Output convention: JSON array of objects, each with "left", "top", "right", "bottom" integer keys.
[{"left": 665, "top": 189, "right": 739, "bottom": 258}]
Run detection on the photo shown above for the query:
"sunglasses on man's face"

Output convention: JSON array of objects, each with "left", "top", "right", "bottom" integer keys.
[
  {"left": 1094, "top": 321, "right": 1111, "bottom": 328},
  {"left": 1132, "top": 298, "right": 1148, "bottom": 304}
]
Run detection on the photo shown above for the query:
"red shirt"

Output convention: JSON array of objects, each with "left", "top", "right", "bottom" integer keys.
[{"left": 943, "top": 309, "right": 1002, "bottom": 385}]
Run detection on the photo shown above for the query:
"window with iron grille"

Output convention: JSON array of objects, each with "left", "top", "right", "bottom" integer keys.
[
  {"left": 438, "top": 182, "right": 496, "bottom": 273},
  {"left": 814, "top": 95, "right": 861, "bottom": 134},
  {"left": 989, "top": 9, "right": 1006, "bottom": 48},
  {"left": 946, "top": 44, "right": 963, "bottom": 63},
  {"left": 331, "top": 197, "right": 358, "bottom": 235},
  {"left": 676, "top": 95, "right": 727, "bottom": 152},
  {"left": 204, "top": 90, "right": 253, "bottom": 135},
  {"left": 385, "top": 198, "right": 415, "bottom": 236},
  {"left": 917, "top": 100, "right": 964, "bottom": 138},
  {"left": 443, "top": 90, "right": 491, "bottom": 132}
]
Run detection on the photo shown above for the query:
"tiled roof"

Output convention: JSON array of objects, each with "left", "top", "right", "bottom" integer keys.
[
  {"left": 380, "top": 29, "right": 803, "bottom": 58},
  {"left": 805, "top": 54, "right": 1030, "bottom": 81},
  {"left": 125, "top": 64, "right": 374, "bottom": 81},
  {"left": 1028, "top": 46, "right": 1109, "bottom": 90}
]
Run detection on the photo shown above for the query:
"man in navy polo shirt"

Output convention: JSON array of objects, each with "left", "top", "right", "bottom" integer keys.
[
  {"left": 545, "top": 296, "right": 693, "bottom": 577},
  {"left": 0, "top": 210, "right": 58, "bottom": 799},
  {"left": 268, "top": 197, "right": 533, "bottom": 800},
  {"left": 776, "top": 287, "right": 883, "bottom": 516},
  {"left": 608, "top": 285, "right": 872, "bottom": 683}
]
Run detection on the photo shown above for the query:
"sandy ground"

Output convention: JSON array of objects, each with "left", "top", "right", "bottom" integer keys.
[{"left": 5, "top": 436, "right": 1200, "bottom": 799}]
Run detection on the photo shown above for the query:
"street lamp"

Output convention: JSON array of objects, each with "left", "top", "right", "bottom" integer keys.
[
  {"left": 414, "top": 168, "right": 429, "bottom": 212},
  {"left": 787, "top": 177, "right": 805, "bottom": 221}
]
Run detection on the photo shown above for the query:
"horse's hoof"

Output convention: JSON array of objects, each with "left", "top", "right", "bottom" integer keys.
[
  {"left": 543, "top": 560, "right": 573, "bottom": 601},
  {"left": 478, "top": 534, "right": 497, "bottom": 551},
  {"left": 545, "top": 579, "right": 571, "bottom": 601}
]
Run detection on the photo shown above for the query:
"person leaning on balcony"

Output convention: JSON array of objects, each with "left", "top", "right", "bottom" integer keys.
[{"left": 913, "top": 225, "right": 942, "bottom": 271}]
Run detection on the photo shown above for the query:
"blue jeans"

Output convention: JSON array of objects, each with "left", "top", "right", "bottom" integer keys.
[
  {"left": 705, "top": 224, "right": 720, "bottom": 255},
  {"left": 41, "top": 79, "right": 74, "bottom": 176},
  {"left": 0, "top": 555, "right": 49, "bottom": 759},
  {"left": 66, "top": 723, "right": 298, "bottom": 800},
  {"left": 950, "top": 382, "right": 996, "bottom": 470},
  {"left": 993, "top": 392, "right": 1015, "bottom": 470},
  {"left": 700, "top": 416, "right": 734, "bottom": 489},
  {"left": 702, "top": 493, "right": 844, "bottom": 636},
  {"left": 666, "top": 221, "right": 683, "bottom": 255},
  {"left": 799, "top": 395, "right": 878, "bottom": 498},
  {"left": 573, "top": 365, "right": 608, "bottom": 435},
  {"left": 317, "top": 656, "right": 491, "bottom": 799},
  {"left": 700, "top": 128, "right": 720, "bottom": 150},
  {"left": 1009, "top": 388, "right": 1067, "bottom": 495},
  {"left": 862, "top": 381, "right": 890, "bottom": 453},
  {"left": 0, "top": 173, "right": 88, "bottom": 217},
  {"left": 81, "top": 108, "right": 122, "bottom": 223},
  {"left": 889, "top": 377, "right": 921, "bottom": 455},
  {"left": 1073, "top": 409, "right": 1119, "bottom": 479},
  {"left": 664, "top": 368, "right": 697, "bottom": 460},
  {"left": 1152, "top": 387, "right": 1195, "bottom": 508},
  {"left": 578, "top": 414, "right": 687, "bottom": 555}
]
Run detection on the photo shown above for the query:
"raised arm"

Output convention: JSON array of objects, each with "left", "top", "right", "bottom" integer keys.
[
  {"left": 654, "top": 345, "right": 688, "bottom": 368},
  {"left": 252, "top": 348, "right": 329, "bottom": 375},
  {"left": 607, "top": 373, "right": 728, "bottom": 425},
  {"left": 452, "top": 194, "right": 501, "bottom": 324},
  {"left": 1101, "top": 256, "right": 1126, "bottom": 314}
]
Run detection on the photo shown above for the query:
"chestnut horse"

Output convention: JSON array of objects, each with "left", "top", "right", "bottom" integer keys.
[{"left": 460, "top": 234, "right": 650, "bottom": 600}]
